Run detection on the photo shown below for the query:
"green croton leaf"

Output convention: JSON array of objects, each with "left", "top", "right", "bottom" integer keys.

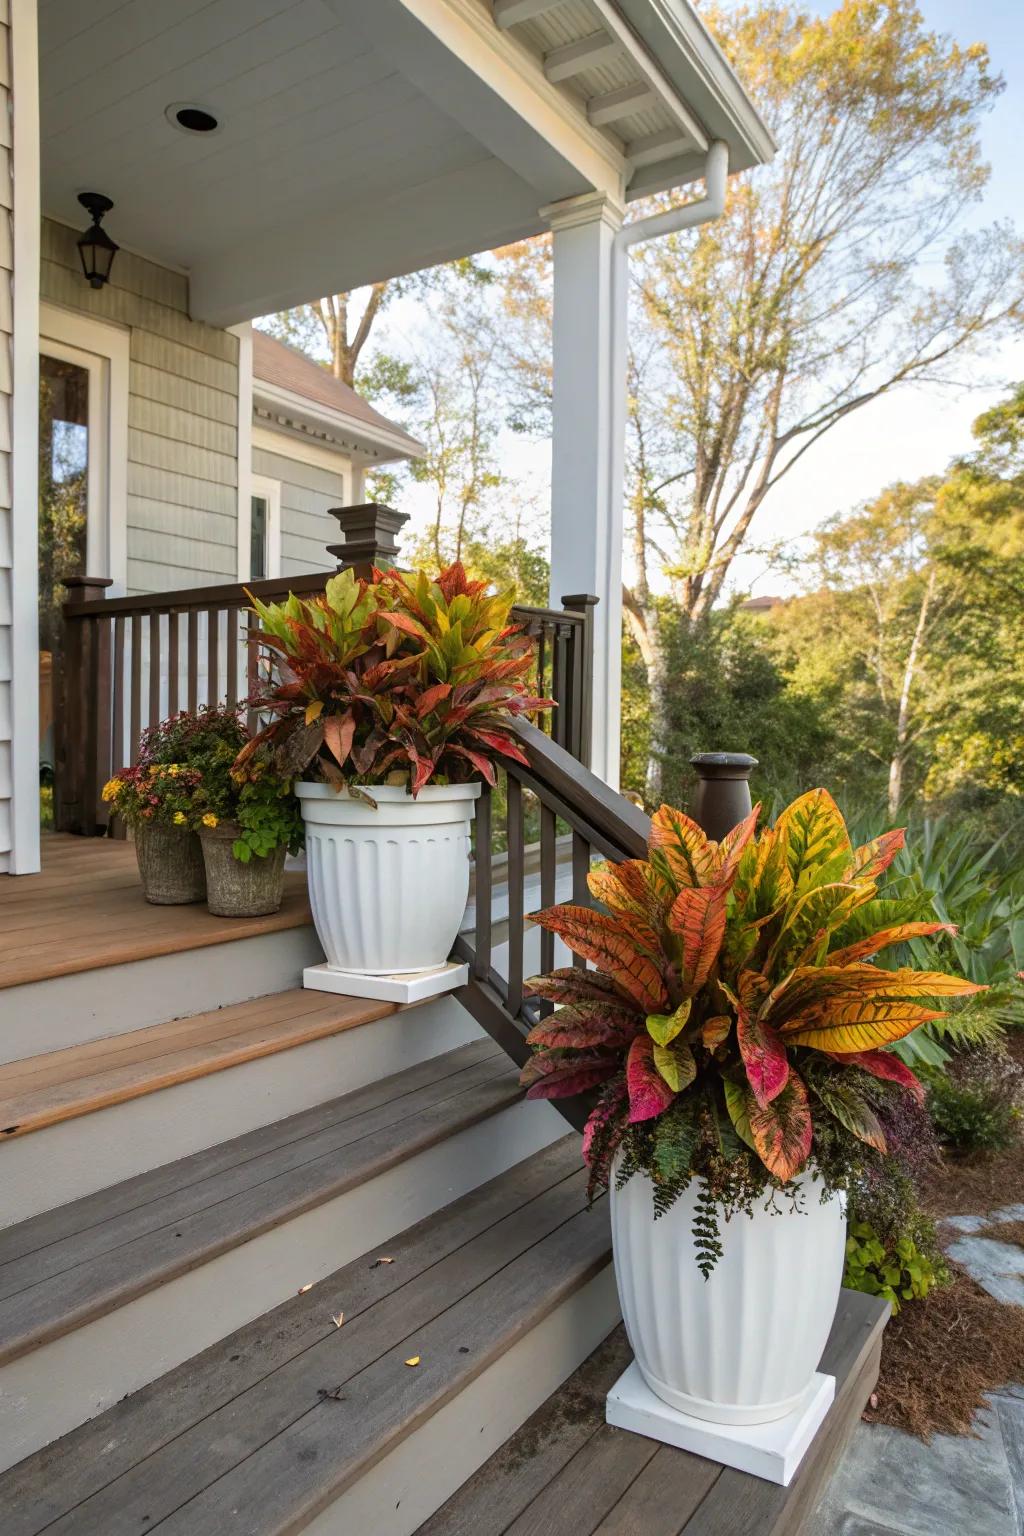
[
  {"left": 646, "top": 999, "right": 692, "bottom": 1046},
  {"left": 652, "top": 1041, "right": 697, "bottom": 1092}
]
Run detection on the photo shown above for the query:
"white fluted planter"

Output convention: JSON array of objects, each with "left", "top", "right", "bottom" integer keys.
[
  {"left": 610, "top": 1158, "right": 845, "bottom": 1427},
  {"left": 296, "top": 781, "right": 481, "bottom": 975}
]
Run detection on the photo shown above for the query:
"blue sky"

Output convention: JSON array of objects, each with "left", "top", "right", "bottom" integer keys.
[{"left": 733, "top": 0, "right": 1024, "bottom": 596}]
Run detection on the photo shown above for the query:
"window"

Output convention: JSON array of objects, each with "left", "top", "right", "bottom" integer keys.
[{"left": 248, "top": 475, "right": 281, "bottom": 581}]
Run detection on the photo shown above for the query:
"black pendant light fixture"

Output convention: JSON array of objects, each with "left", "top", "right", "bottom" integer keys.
[{"left": 76, "top": 192, "right": 119, "bottom": 289}]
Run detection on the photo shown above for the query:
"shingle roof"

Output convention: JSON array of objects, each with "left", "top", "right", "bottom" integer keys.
[{"left": 252, "top": 330, "right": 420, "bottom": 455}]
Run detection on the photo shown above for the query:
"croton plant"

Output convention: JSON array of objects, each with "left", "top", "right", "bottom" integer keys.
[
  {"left": 521, "top": 790, "right": 981, "bottom": 1270},
  {"left": 240, "top": 562, "right": 552, "bottom": 792}
]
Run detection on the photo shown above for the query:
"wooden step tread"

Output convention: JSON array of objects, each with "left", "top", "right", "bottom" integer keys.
[
  {"left": 0, "top": 989, "right": 397, "bottom": 1140},
  {"left": 0, "top": 835, "right": 312, "bottom": 990},
  {"left": 418, "top": 1290, "right": 889, "bottom": 1536},
  {"left": 0, "top": 1038, "right": 517, "bottom": 1367},
  {"left": 0, "top": 1136, "right": 602, "bottom": 1536}
]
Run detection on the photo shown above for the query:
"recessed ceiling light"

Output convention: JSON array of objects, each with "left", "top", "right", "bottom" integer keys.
[{"left": 165, "top": 103, "right": 220, "bottom": 135}]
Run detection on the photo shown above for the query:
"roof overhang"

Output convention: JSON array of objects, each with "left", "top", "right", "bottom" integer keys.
[
  {"left": 253, "top": 376, "right": 426, "bottom": 466},
  {"left": 38, "top": 0, "right": 773, "bottom": 327}
]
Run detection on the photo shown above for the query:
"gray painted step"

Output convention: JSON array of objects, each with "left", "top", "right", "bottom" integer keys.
[
  {"left": 0, "top": 1136, "right": 618, "bottom": 1536},
  {"left": 0, "top": 1039, "right": 565, "bottom": 1472}
]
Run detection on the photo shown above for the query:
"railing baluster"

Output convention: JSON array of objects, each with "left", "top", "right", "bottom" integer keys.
[
  {"left": 551, "top": 623, "right": 567, "bottom": 750},
  {"left": 571, "top": 830, "right": 591, "bottom": 968},
  {"left": 187, "top": 610, "right": 199, "bottom": 713},
  {"left": 148, "top": 612, "right": 161, "bottom": 727},
  {"left": 473, "top": 785, "right": 492, "bottom": 982},
  {"left": 536, "top": 624, "right": 548, "bottom": 737},
  {"left": 539, "top": 801, "right": 556, "bottom": 984},
  {"left": 506, "top": 775, "right": 524, "bottom": 1016},
  {"left": 246, "top": 611, "right": 259, "bottom": 734},
  {"left": 226, "top": 606, "right": 239, "bottom": 706},
  {"left": 111, "top": 615, "right": 126, "bottom": 835},
  {"left": 207, "top": 605, "right": 220, "bottom": 707},
  {"left": 129, "top": 614, "right": 142, "bottom": 762},
  {"left": 167, "top": 610, "right": 179, "bottom": 716}
]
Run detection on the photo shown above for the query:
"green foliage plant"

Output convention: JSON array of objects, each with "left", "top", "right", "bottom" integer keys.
[
  {"left": 519, "top": 789, "right": 982, "bottom": 1275},
  {"left": 843, "top": 1219, "right": 943, "bottom": 1314},
  {"left": 242, "top": 561, "right": 552, "bottom": 794},
  {"left": 926, "top": 1050, "right": 1024, "bottom": 1155}
]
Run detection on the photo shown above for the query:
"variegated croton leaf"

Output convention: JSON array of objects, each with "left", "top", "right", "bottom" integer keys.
[{"left": 519, "top": 788, "right": 982, "bottom": 1198}]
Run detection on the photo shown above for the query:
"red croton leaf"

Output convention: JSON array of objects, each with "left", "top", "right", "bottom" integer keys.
[
  {"left": 668, "top": 884, "right": 728, "bottom": 992},
  {"left": 526, "top": 906, "right": 668, "bottom": 1013},
  {"left": 520, "top": 1051, "right": 618, "bottom": 1099},
  {"left": 648, "top": 804, "right": 719, "bottom": 889},
  {"left": 582, "top": 1083, "right": 628, "bottom": 1172},
  {"left": 702, "top": 1014, "right": 732, "bottom": 1050},
  {"left": 524, "top": 968, "right": 635, "bottom": 1007},
  {"left": 826, "top": 1049, "right": 925, "bottom": 1104},
  {"left": 626, "top": 1035, "right": 676, "bottom": 1123},
  {"left": 415, "top": 682, "right": 452, "bottom": 717},
  {"left": 736, "top": 991, "right": 789, "bottom": 1109},
  {"left": 465, "top": 727, "right": 530, "bottom": 767},
  {"left": 322, "top": 711, "right": 356, "bottom": 770},
  {"left": 746, "top": 1071, "right": 813, "bottom": 1182},
  {"left": 525, "top": 1001, "right": 642, "bottom": 1051}
]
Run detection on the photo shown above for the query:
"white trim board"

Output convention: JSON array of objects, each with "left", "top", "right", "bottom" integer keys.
[
  {"left": 252, "top": 422, "right": 354, "bottom": 478},
  {"left": 230, "top": 320, "right": 253, "bottom": 590},
  {"left": 9, "top": 0, "right": 42, "bottom": 875},
  {"left": 247, "top": 471, "right": 282, "bottom": 582},
  {"left": 39, "top": 301, "right": 129, "bottom": 596}
]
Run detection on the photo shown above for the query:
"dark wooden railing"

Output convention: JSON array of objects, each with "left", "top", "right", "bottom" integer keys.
[
  {"left": 55, "top": 504, "right": 597, "bottom": 835},
  {"left": 454, "top": 730, "right": 757, "bottom": 1130}
]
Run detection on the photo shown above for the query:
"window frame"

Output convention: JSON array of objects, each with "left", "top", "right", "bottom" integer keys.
[{"left": 246, "top": 473, "right": 281, "bottom": 581}]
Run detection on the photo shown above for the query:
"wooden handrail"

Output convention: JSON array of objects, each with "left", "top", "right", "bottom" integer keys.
[
  {"left": 454, "top": 743, "right": 756, "bottom": 1131},
  {"left": 54, "top": 503, "right": 598, "bottom": 834}
]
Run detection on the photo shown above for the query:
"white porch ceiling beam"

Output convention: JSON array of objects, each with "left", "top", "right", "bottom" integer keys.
[
  {"left": 493, "top": 0, "right": 562, "bottom": 28},
  {"left": 626, "top": 126, "right": 689, "bottom": 170},
  {"left": 544, "top": 32, "right": 621, "bottom": 83},
  {"left": 588, "top": 0, "right": 708, "bottom": 153},
  {"left": 587, "top": 82, "right": 656, "bottom": 127}
]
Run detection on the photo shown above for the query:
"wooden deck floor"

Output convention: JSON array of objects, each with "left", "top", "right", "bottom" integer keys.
[{"left": 0, "top": 834, "right": 311, "bottom": 990}]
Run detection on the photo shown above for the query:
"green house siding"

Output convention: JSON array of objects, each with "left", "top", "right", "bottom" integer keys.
[
  {"left": 40, "top": 218, "right": 239, "bottom": 595},
  {"left": 251, "top": 445, "right": 347, "bottom": 577}
]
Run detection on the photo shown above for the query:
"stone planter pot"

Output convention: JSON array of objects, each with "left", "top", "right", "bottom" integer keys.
[
  {"left": 610, "top": 1158, "right": 845, "bottom": 1426},
  {"left": 296, "top": 781, "right": 481, "bottom": 974},
  {"left": 199, "top": 823, "right": 286, "bottom": 918},
  {"left": 134, "top": 821, "right": 206, "bottom": 905}
]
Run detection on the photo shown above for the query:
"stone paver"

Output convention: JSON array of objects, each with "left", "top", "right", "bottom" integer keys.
[{"left": 809, "top": 1211, "right": 1024, "bottom": 1536}]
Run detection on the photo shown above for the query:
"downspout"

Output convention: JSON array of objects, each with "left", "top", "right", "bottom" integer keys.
[{"left": 603, "top": 139, "right": 728, "bottom": 788}]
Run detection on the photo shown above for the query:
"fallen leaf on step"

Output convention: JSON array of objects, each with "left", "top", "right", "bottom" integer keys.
[
  {"left": 404, "top": 1356, "right": 421, "bottom": 1367},
  {"left": 371, "top": 1256, "right": 395, "bottom": 1269},
  {"left": 317, "top": 1386, "right": 346, "bottom": 1403},
  {"left": 331, "top": 1312, "right": 345, "bottom": 1329},
  {"left": 297, "top": 1283, "right": 313, "bottom": 1295}
]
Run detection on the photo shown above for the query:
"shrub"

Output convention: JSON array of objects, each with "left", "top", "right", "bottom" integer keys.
[{"left": 926, "top": 1049, "right": 1024, "bottom": 1155}]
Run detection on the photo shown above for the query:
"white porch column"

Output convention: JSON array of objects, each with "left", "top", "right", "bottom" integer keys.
[{"left": 543, "top": 191, "right": 625, "bottom": 789}]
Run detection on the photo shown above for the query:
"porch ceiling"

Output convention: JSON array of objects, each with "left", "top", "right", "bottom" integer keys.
[{"left": 38, "top": 0, "right": 772, "bottom": 326}]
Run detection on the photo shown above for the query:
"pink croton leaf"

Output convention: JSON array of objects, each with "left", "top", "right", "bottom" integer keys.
[
  {"left": 728, "top": 969, "right": 789, "bottom": 1107},
  {"left": 520, "top": 1051, "right": 618, "bottom": 1100},
  {"left": 825, "top": 1048, "right": 925, "bottom": 1104},
  {"left": 626, "top": 1035, "right": 676, "bottom": 1123},
  {"left": 746, "top": 1071, "right": 813, "bottom": 1182},
  {"left": 582, "top": 1084, "right": 628, "bottom": 1171}
]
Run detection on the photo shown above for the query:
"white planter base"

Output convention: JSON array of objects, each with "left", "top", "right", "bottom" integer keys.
[
  {"left": 303, "top": 959, "right": 469, "bottom": 1005},
  {"left": 606, "top": 1361, "right": 835, "bottom": 1486}
]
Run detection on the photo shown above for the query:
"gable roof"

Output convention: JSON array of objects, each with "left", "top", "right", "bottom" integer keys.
[{"left": 252, "top": 330, "right": 423, "bottom": 463}]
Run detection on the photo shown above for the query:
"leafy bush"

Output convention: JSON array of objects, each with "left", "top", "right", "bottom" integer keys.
[
  {"left": 244, "top": 562, "right": 551, "bottom": 794},
  {"left": 519, "top": 789, "right": 981, "bottom": 1273},
  {"left": 844, "top": 1219, "right": 944, "bottom": 1313},
  {"left": 926, "top": 1050, "right": 1024, "bottom": 1155}
]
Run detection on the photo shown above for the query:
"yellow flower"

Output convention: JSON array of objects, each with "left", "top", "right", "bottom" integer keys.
[
  {"left": 173, "top": 811, "right": 186, "bottom": 825},
  {"left": 202, "top": 813, "right": 218, "bottom": 828},
  {"left": 167, "top": 764, "right": 181, "bottom": 777},
  {"left": 101, "top": 778, "right": 120, "bottom": 803}
]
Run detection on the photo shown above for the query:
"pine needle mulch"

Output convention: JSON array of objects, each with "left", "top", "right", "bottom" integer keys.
[{"left": 863, "top": 1264, "right": 1024, "bottom": 1440}]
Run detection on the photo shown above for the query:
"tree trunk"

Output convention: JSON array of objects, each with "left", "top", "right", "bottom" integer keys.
[{"left": 886, "top": 568, "right": 935, "bottom": 818}]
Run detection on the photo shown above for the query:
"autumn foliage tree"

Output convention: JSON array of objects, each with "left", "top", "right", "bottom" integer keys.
[{"left": 625, "top": 0, "right": 1024, "bottom": 799}]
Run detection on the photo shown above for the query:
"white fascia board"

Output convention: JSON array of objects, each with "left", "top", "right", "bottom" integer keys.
[
  {"left": 614, "top": 0, "right": 776, "bottom": 179},
  {"left": 253, "top": 379, "right": 425, "bottom": 465},
  {"left": 586, "top": 1, "right": 708, "bottom": 154}
]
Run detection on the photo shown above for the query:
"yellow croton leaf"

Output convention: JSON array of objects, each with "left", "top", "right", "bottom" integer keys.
[
  {"left": 646, "top": 999, "right": 692, "bottom": 1047},
  {"left": 305, "top": 699, "right": 324, "bottom": 725},
  {"left": 652, "top": 1040, "right": 697, "bottom": 1092},
  {"left": 782, "top": 1000, "right": 945, "bottom": 1053}
]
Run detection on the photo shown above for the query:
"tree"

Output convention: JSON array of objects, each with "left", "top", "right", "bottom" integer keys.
[
  {"left": 623, "top": 0, "right": 1024, "bottom": 796},
  {"left": 259, "top": 285, "right": 394, "bottom": 386}
]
